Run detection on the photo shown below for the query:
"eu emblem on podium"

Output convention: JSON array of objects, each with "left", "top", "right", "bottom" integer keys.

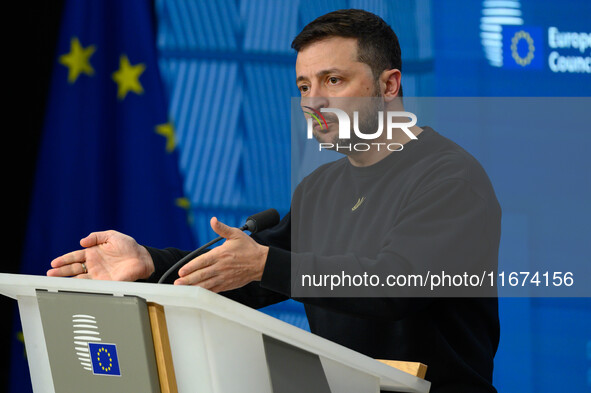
[{"left": 88, "top": 343, "right": 121, "bottom": 376}]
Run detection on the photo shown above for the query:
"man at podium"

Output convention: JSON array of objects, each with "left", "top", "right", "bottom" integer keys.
[{"left": 49, "top": 9, "right": 501, "bottom": 393}]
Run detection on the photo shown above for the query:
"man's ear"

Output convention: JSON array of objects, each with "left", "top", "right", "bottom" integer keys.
[{"left": 381, "top": 69, "right": 401, "bottom": 102}]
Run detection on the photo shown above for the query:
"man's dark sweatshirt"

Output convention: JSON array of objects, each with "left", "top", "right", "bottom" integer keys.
[{"left": 147, "top": 127, "right": 502, "bottom": 393}]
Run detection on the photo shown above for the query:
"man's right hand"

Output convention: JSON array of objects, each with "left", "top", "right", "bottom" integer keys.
[{"left": 47, "top": 230, "right": 155, "bottom": 282}]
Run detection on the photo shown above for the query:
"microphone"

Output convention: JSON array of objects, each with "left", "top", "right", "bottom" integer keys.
[
  {"left": 243, "top": 208, "right": 280, "bottom": 233},
  {"left": 157, "top": 209, "right": 280, "bottom": 284}
]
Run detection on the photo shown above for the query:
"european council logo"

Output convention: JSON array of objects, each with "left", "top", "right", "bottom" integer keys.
[
  {"left": 503, "top": 26, "right": 543, "bottom": 69},
  {"left": 88, "top": 342, "right": 121, "bottom": 376}
]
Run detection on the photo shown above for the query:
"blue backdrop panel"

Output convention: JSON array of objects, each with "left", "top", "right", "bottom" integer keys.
[{"left": 432, "top": 0, "right": 590, "bottom": 391}]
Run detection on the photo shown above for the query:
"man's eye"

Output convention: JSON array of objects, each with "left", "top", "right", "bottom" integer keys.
[
  {"left": 299, "top": 85, "right": 309, "bottom": 93},
  {"left": 328, "top": 77, "right": 340, "bottom": 85}
]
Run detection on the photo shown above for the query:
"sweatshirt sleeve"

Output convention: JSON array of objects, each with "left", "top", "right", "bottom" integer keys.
[
  {"left": 142, "top": 215, "right": 292, "bottom": 309},
  {"left": 143, "top": 246, "right": 193, "bottom": 283}
]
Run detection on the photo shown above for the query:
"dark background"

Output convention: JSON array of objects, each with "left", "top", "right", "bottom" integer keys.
[{"left": 4, "top": 1, "right": 64, "bottom": 389}]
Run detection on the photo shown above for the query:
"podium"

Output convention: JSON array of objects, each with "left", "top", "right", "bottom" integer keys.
[{"left": 0, "top": 273, "right": 431, "bottom": 393}]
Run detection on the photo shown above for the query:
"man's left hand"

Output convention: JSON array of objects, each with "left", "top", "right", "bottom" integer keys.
[{"left": 174, "top": 217, "right": 269, "bottom": 292}]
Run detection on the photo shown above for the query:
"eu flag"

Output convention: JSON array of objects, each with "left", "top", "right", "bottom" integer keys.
[
  {"left": 503, "top": 26, "right": 544, "bottom": 70},
  {"left": 11, "top": 0, "right": 194, "bottom": 391},
  {"left": 88, "top": 343, "right": 121, "bottom": 377}
]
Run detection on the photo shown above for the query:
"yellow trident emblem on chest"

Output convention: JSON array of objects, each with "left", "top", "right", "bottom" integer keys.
[{"left": 352, "top": 197, "right": 366, "bottom": 211}]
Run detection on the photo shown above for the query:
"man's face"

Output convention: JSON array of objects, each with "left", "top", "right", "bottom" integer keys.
[{"left": 295, "top": 37, "right": 382, "bottom": 146}]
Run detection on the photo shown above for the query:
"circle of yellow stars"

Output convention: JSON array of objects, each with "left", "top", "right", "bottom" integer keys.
[
  {"left": 58, "top": 36, "right": 146, "bottom": 101},
  {"left": 96, "top": 347, "right": 113, "bottom": 372}
]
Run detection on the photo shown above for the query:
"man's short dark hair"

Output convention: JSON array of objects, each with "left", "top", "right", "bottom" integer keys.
[{"left": 291, "top": 9, "right": 403, "bottom": 96}]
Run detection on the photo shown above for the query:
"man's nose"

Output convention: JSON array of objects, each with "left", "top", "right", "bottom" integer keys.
[{"left": 301, "top": 92, "right": 329, "bottom": 112}]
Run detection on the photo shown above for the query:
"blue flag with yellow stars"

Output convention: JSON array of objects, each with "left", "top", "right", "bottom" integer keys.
[
  {"left": 88, "top": 343, "right": 121, "bottom": 376},
  {"left": 10, "top": 1, "right": 195, "bottom": 391}
]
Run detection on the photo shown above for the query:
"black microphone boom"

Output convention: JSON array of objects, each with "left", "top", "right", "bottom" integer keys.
[{"left": 157, "top": 209, "right": 280, "bottom": 284}]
